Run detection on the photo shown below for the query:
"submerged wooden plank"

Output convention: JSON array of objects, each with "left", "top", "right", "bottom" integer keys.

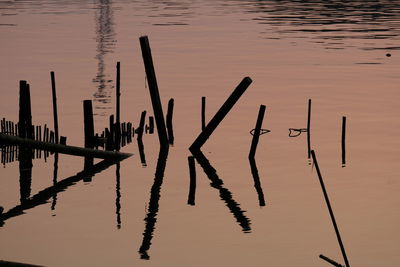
[{"left": 0, "top": 134, "right": 132, "bottom": 160}]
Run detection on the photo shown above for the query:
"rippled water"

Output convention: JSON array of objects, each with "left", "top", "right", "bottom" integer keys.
[{"left": 1, "top": 1, "right": 400, "bottom": 266}]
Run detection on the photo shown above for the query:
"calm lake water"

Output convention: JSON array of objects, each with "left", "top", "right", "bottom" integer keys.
[{"left": 1, "top": 1, "right": 400, "bottom": 266}]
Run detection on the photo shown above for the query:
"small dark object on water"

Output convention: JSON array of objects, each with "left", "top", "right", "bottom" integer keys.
[{"left": 386, "top": 53, "right": 391, "bottom": 57}]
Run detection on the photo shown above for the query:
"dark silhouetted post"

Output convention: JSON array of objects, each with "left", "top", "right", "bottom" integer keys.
[
  {"left": 249, "top": 105, "right": 266, "bottom": 159},
  {"left": 18, "top": 80, "right": 32, "bottom": 139},
  {"left": 201, "top": 96, "right": 206, "bottom": 131},
  {"left": 50, "top": 71, "right": 59, "bottom": 144},
  {"left": 139, "top": 36, "right": 168, "bottom": 147},
  {"left": 115, "top": 62, "right": 121, "bottom": 150},
  {"left": 342, "top": 116, "right": 346, "bottom": 166},
  {"left": 137, "top": 111, "right": 147, "bottom": 141},
  {"left": 166, "top": 98, "right": 174, "bottom": 145},
  {"left": 311, "top": 150, "right": 350, "bottom": 267},
  {"left": 187, "top": 156, "right": 196, "bottom": 205},
  {"left": 189, "top": 77, "right": 252, "bottom": 151},
  {"left": 149, "top": 116, "right": 154, "bottom": 134},
  {"left": 307, "top": 99, "right": 312, "bottom": 159},
  {"left": 319, "top": 254, "right": 345, "bottom": 267},
  {"left": 83, "top": 100, "right": 95, "bottom": 149}
]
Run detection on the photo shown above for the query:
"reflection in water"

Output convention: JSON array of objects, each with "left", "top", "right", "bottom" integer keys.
[
  {"left": 191, "top": 150, "right": 251, "bottom": 233},
  {"left": 248, "top": 157, "right": 266, "bottom": 207},
  {"left": 241, "top": 0, "right": 400, "bottom": 50},
  {"left": 18, "top": 147, "right": 33, "bottom": 204},
  {"left": 0, "top": 159, "right": 122, "bottom": 226},
  {"left": 51, "top": 153, "right": 59, "bottom": 211},
  {"left": 115, "top": 162, "right": 121, "bottom": 229},
  {"left": 93, "top": 0, "right": 116, "bottom": 111},
  {"left": 138, "top": 147, "right": 169, "bottom": 260}
]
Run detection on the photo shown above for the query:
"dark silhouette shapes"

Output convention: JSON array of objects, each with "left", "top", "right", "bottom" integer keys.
[
  {"left": 19, "top": 80, "right": 33, "bottom": 139},
  {"left": 83, "top": 100, "right": 95, "bottom": 149},
  {"left": 51, "top": 153, "right": 59, "bottom": 211},
  {"left": 249, "top": 105, "right": 266, "bottom": 159},
  {"left": 137, "top": 111, "right": 147, "bottom": 141},
  {"left": 148, "top": 116, "right": 154, "bottom": 134},
  {"left": 18, "top": 146, "right": 32, "bottom": 204},
  {"left": 166, "top": 98, "right": 174, "bottom": 145},
  {"left": 0, "top": 158, "right": 123, "bottom": 226},
  {"left": 115, "top": 162, "right": 121, "bottom": 229},
  {"left": 115, "top": 62, "right": 121, "bottom": 151},
  {"left": 137, "top": 138, "right": 147, "bottom": 167},
  {"left": 189, "top": 77, "right": 252, "bottom": 152},
  {"left": 0, "top": 134, "right": 132, "bottom": 160},
  {"left": 191, "top": 149, "right": 251, "bottom": 233},
  {"left": 138, "top": 146, "right": 169, "bottom": 260},
  {"left": 341, "top": 116, "right": 346, "bottom": 167},
  {"left": 201, "top": 96, "right": 206, "bottom": 131},
  {"left": 320, "top": 254, "right": 345, "bottom": 267},
  {"left": 248, "top": 157, "right": 266, "bottom": 207},
  {"left": 50, "top": 71, "right": 59, "bottom": 144},
  {"left": 311, "top": 150, "right": 350, "bottom": 267},
  {"left": 0, "top": 259, "right": 44, "bottom": 267},
  {"left": 187, "top": 156, "right": 196, "bottom": 205},
  {"left": 139, "top": 36, "right": 169, "bottom": 148},
  {"left": 307, "top": 99, "right": 312, "bottom": 159}
]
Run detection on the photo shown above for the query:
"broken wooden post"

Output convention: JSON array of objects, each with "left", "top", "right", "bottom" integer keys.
[
  {"left": 311, "top": 150, "right": 350, "bottom": 267},
  {"left": 189, "top": 77, "right": 252, "bottom": 152},
  {"left": 18, "top": 80, "right": 33, "bottom": 139},
  {"left": 342, "top": 116, "right": 346, "bottom": 166},
  {"left": 319, "top": 254, "right": 345, "bottom": 267},
  {"left": 307, "top": 99, "right": 312, "bottom": 159},
  {"left": 201, "top": 96, "right": 206, "bottom": 131},
  {"left": 83, "top": 100, "right": 95, "bottom": 149},
  {"left": 139, "top": 36, "right": 168, "bottom": 147},
  {"left": 60, "top": 136, "right": 67, "bottom": 145},
  {"left": 249, "top": 105, "right": 266, "bottom": 159},
  {"left": 50, "top": 71, "right": 59, "bottom": 144},
  {"left": 187, "top": 156, "right": 196, "bottom": 206},
  {"left": 166, "top": 98, "right": 174, "bottom": 145}
]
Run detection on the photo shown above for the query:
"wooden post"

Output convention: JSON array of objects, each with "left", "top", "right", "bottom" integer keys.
[
  {"left": 149, "top": 116, "right": 154, "bottom": 134},
  {"left": 139, "top": 36, "right": 168, "bottom": 147},
  {"left": 307, "top": 99, "right": 312, "bottom": 159},
  {"left": 83, "top": 100, "right": 95, "bottom": 149},
  {"left": 116, "top": 62, "right": 121, "bottom": 125},
  {"left": 189, "top": 77, "right": 252, "bottom": 151},
  {"left": 18, "top": 80, "right": 27, "bottom": 138},
  {"left": 341, "top": 116, "right": 346, "bottom": 166},
  {"left": 166, "top": 98, "right": 174, "bottom": 145},
  {"left": 50, "top": 71, "right": 59, "bottom": 144},
  {"left": 201, "top": 96, "right": 206, "bottom": 131},
  {"left": 109, "top": 115, "right": 115, "bottom": 150},
  {"left": 187, "top": 156, "right": 196, "bottom": 206},
  {"left": 249, "top": 105, "right": 266, "bottom": 159},
  {"left": 311, "top": 150, "right": 350, "bottom": 267},
  {"left": 137, "top": 111, "right": 147, "bottom": 141}
]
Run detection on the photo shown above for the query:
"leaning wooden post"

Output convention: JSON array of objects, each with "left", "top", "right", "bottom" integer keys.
[
  {"left": 189, "top": 77, "right": 252, "bottom": 151},
  {"left": 201, "top": 96, "right": 206, "bottom": 131},
  {"left": 139, "top": 36, "right": 168, "bottom": 147},
  {"left": 341, "top": 116, "right": 346, "bottom": 166},
  {"left": 187, "top": 156, "right": 196, "bottom": 205},
  {"left": 307, "top": 99, "right": 312, "bottom": 159},
  {"left": 137, "top": 111, "right": 147, "bottom": 141},
  {"left": 166, "top": 98, "right": 174, "bottom": 145},
  {"left": 249, "top": 105, "right": 266, "bottom": 159},
  {"left": 50, "top": 71, "right": 59, "bottom": 144},
  {"left": 311, "top": 150, "right": 350, "bottom": 267},
  {"left": 83, "top": 100, "right": 95, "bottom": 149}
]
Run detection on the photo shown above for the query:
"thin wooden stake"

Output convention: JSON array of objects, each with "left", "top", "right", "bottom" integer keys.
[
  {"left": 50, "top": 71, "right": 59, "bottom": 144},
  {"left": 341, "top": 116, "right": 346, "bottom": 166},
  {"left": 249, "top": 105, "right": 266, "bottom": 159},
  {"left": 166, "top": 98, "right": 174, "bottom": 145},
  {"left": 307, "top": 99, "right": 312, "bottom": 159},
  {"left": 187, "top": 156, "right": 196, "bottom": 205},
  {"left": 201, "top": 96, "right": 206, "bottom": 131}
]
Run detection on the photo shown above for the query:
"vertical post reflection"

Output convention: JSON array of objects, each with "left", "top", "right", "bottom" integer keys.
[
  {"left": 18, "top": 146, "right": 32, "bottom": 204},
  {"left": 191, "top": 150, "right": 251, "bottom": 233},
  {"left": 115, "top": 162, "right": 121, "bottom": 229},
  {"left": 138, "top": 147, "right": 169, "bottom": 260},
  {"left": 51, "top": 153, "right": 59, "bottom": 211}
]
